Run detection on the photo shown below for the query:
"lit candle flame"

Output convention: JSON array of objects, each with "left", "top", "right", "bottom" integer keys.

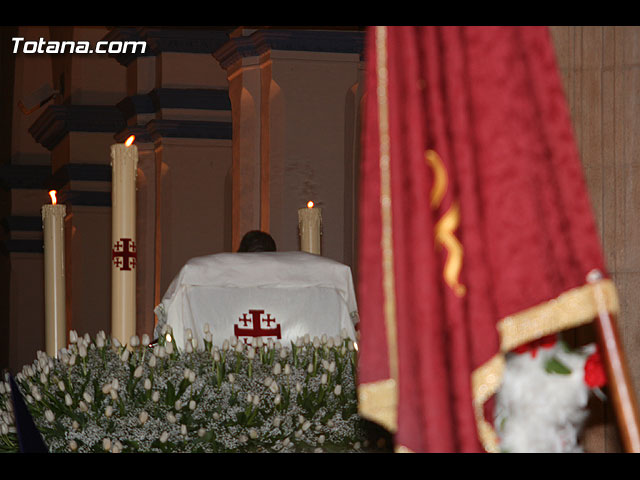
[
  {"left": 307, "top": 201, "right": 314, "bottom": 209},
  {"left": 49, "top": 190, "right": 57, "bottom": 205},
  {"left": 125, "top": 135, "right": 135, "bottom": 147}
]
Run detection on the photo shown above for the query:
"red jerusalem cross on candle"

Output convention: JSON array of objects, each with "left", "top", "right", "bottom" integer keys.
[
  {"left": 234, "top": 309, "right": 282, "bottom": 343},
  {"left": 112, "top": 238, "right": 137, "bottom": 271}
]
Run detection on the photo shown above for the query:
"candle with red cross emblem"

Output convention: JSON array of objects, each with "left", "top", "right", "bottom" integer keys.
[
  {"left": 42, "top": 190, "right": 66, "bottom": 357},
  {"left": 298, "top": 201, "right": 322, "bottom": 255},
  {"left": 110, "top": 135, "right": 138, "bottom": 346}
]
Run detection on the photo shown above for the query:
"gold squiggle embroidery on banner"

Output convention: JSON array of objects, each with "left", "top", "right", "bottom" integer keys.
[
  {"left": 425, "top": 149, "right": 447, "bottom": 208},
  {"left": 434, "top": 202, "right": 467, "bottom": 297},
  {"left": 425, "top": 149, "right": 466, "bottom": 297},
  {"left": 357, "top": 25, "right": 399, "bottom": 435}
]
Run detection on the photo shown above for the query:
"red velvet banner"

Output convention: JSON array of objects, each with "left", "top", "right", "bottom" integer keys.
[{"left": 356, "top": 26, "right": 617, "bottom": 453}]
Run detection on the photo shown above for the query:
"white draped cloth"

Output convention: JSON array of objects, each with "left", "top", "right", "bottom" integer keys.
[{"left": 154, "top": 251, "right": 359, "bottom": 349}]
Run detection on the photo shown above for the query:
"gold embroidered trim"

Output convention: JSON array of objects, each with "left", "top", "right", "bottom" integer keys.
[
  {"left": 358, "top": 378, "right": 398, "bottom": 434},
  {"left": 376, "top": 26, "right": 399, "bottom": 385},
  {"left": 471, "top": 354, "right": 505, "bottom": 453},
  {"left": 497, "top": 279, "right": 619, "bottom": 353}
]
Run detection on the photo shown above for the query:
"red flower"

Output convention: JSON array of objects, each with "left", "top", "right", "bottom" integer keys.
[
  {"left": 513, "top": 334, "right": 558, "bottom": 358},
  {"left": 584, "top": 349, "right": 607, "bottom": 388}
]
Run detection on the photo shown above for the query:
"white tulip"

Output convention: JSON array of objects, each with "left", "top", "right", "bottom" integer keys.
[
  {"left": 185, "top": 342, "right": 193, "bottom": 353},
  {"left": 141, "top": 333, "right": 150, "bottom": 346},
  {"left": 228, "top": 373, "right": 235, "bottom": 384},
  {"left": 181, "top": 424, "right": 188, "bottom": 436},
  {"left": 307, "top": 363, "right": 313, "bottom": 374},
  {"left": 69, "top": 330, "right": 78, "bottom": 344},
  {"left": 144, "top": 378, "right": 152, "bottom": 390},
  {"left": 112, "top": 441, "right": 122, "bottom": 453},
  {"left": 269, "top": 382, "right": 279, "bottom": 394},
  {"left": 272, "top": 363, "right": 281, "bottom": 375},
  {"left": 252, "top": 394, "right": 260, "bottom": 406},
  {"left": 65, "top": 393, "right": 73, "bottom": 406},
  {"left": 120, "top": 349, "right": 130, "bottom": 362},
  {"left": 222, "top": 340, "right": 229, "bottom": 351},
  {"left": 44, "top": 409, "right": 55, "bottom": 422},
  {"left": 69, "top": 440, "right": 78, "bottom": 451},
  {"left": 273, "top": 416, "right": 282, "bottom": 427},
  {"left": 155, "top": 346, "right": 166, "bottom": 358},
  {"left": 72, "top": 420, "right": 80, "bottom": 431},
  {"left": 102, "top": 438, "right": 111, "bottom": 451},
  {"left": 274, "top": 394, "right": 281, "bottom": 405},
  {"left": 165, "top": 342, "right": 174, "bottom": 355},
  {"left": 148, "top": 354, "right": 157, "bottom": 368},
  {"left": 318, "top": 435, "right": 325, "bottom": 444},
  {"left": 78, "top": 344, "right": 87, "bottom": 358},
  {"left": 79, "top": 401, "right": 88, "bottom": 412},
  {"left": 139, "top": 411, "right": 148, "bottom": 425},
  {"left": 284, "top": 364, "right": 291, "bottom": 375},
  {"left": 249, "top": 428, "right": 258, "bottom": 439},
  {"left": 189, "top": 400, "right": 196, "bottom": 411},
  {"left": 174, "top": 400, "right": 182, "bottom": 411},
  {"left": 130, "top": 335, "right": 140, "bottom": 348},
  {"left": 198, "top": 428, "right": 206, "bottom": 437},
  {"left": 111, "top": 378, "right": 119, "bottom": 391},
  {"left": 152, "top": 391, "right": 160, "bottom": 403},
  {"left": 134, "top": 366, "right": 143, "bottom": 378},
  {"left": 334, "top": 385, "right": 342, "bottom": 396},
  {"left": 167, "top": 412, "right": 176, "bottom": 424}
]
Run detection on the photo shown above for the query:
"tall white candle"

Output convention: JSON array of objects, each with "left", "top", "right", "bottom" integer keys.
[
  {"left": 42, "top": 190, "right": 66, "bottom": 357},
  {"left": 298, "top": 201, "right": 322, "bottom": 255},
  {"left": 111, "top": 135, "right": 138, "bottom": 346}
]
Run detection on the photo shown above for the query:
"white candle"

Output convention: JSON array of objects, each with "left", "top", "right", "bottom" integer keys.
[
  {"left": 298, "top": 201, "right": 322, "bottom": 255},
  {"left": 110, "top": 135, "right": 138, "bottom": 347},
  {"left": 42, "top": 190, "right": 66, "bottom": 357}
]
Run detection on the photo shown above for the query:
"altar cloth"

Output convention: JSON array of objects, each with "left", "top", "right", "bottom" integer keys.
[{"left": 154, "top": 251, "right": 359, "bottom": 349}]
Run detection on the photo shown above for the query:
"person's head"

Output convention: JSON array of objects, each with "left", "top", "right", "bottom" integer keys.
[{"left": 237, "top": 230, "right": 277, "bottom": 253}]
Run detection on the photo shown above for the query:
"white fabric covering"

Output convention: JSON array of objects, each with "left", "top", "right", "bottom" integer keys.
[{"left": 154, "top": 251, "right": 359, "bottom": 349}]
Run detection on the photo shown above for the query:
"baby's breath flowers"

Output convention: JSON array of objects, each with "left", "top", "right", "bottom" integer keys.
[{"left": 0, "top": 329, "right": 391, "bottom": 453}]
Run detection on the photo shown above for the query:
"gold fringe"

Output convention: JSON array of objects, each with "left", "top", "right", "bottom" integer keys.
[
  {"left": 471, "top": 354, "right": 506, "bottom": 453},
  {"left": 497, "top": 279, "right": 619, "bottom": 353},
  {"left": 358, "top": 378, "right": 398, "bottom": 434}
]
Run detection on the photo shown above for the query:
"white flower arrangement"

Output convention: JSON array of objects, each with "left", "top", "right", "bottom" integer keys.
[
  {"left": 0, "top": 327, "right": 391, "bottom": 453},
  {"left": 495, "top": 338, "right": 605, "bottom": 453}
]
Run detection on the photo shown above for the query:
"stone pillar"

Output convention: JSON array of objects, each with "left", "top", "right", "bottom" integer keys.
[{"left": 214, "top": 29, "right": 365, "bottom": 266}]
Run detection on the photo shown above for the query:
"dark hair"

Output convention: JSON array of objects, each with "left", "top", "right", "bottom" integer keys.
[{"left": 237, "top": 230, "right": 277, "bottom": 253}]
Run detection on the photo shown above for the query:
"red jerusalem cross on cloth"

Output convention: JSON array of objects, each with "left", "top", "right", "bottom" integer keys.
[
  {"left": 234, "top": 310, "right": 282, "bottom": 343},
  {"left": 112, "top": 238, "right": 137, "bottom": 271},
  {"left": 357, "top": 26, "right": 620, "bottom": 453}
]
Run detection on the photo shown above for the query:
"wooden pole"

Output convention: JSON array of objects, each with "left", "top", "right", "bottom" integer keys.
[{"left": 588, "top": 269, "right": 640, "bottom": 452}]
